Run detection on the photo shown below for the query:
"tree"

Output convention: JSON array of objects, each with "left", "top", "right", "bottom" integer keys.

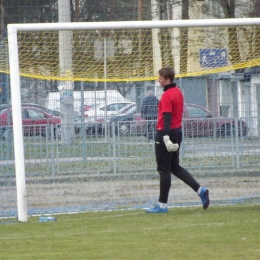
[
  {"left": 0, "top": 0, "right": 58, "bottom": 36},
  {"left": 0, "top": 0, "right": 4, "bottom": 37},
  {"left": 180, "top": 0, "right": 189, "bottom": 74},
  {"left": 207, "top": 0, "right": 260, "bottom": 64},
  {"left": 251, "top": 0, "right": 260, "bottom": 59},
  {"left": 74, "top": 0, "right": 145, "bottom": 22},
  {"left": 241, "top": 0, "right": 260, "bottom": 61},
  {"left": 217, "top": 0, "right": 241, "bottom": 64},
  {"left": 156, "top": 0, "right": 175, "bottom": 68}
]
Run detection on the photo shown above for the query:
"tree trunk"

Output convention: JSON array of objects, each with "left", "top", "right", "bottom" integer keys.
[
  {"left": 138, "top": 0, "right": 144, "bottom": 70},
  {"left": 157, "top": 0, "right": 174, "bottom": 68},
  {"left": 74, "top": 0, "right": 79, "bottom": 22},
  {"left": 0, "top": 0, "right": 5, "bottom": 37},
  {"left": 252, "top": 0, "right": 260, "bottom": 58},
  {"left": 219, "top": 0, "right": 241, "bottom": 64},
  {"left": 180, "top": 0, "right": 189, "bottom": 74}
]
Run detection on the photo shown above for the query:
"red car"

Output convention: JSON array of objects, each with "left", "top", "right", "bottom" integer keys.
[
  {"left": 127, "top": 103, "right": 248, "bottom": 138},
  {"left": 183, "top": 104, "right": 248, "bottom": 137},
  {"left": 0, "top": 106, "right": 61, "bottom": 139}
]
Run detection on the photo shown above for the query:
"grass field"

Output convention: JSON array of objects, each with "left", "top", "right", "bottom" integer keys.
[{"left": 0, "top": 204, "right": 259, "bottom": 260}]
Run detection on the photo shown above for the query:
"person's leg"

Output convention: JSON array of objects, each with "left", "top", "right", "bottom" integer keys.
[
  {"left": 147, "top": 118, "right": 154, "bottom": 140},
  {"left": 150, "top": 118, "right": 156, "bottom": 140},
  {"left": 147, "top": 120, "right": 151, "bottom": 140},
  {"left": 171, "top": 152, "right": 201, "bottom": 192},
  {"left": 144, "top": 117, "right": 150, "bottom": 140},
  {"left": 170, "top": 131, "right": 200, "bottom": 192},
  {"left": 146, "top": 131, "right": 171, "bottom": 213},
  {"left": 156, "top": 131, "right": 172, "bottom": 203},
  {"left": 170, "top": 130, "right": 210, "bottom": 209}
]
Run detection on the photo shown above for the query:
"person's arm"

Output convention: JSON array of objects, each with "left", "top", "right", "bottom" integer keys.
[
  {"left": 163, "top": 112, "right": 171, "bottom": 136},
  {"left": 162, "top": 112, "right": 179, "bottom": 152}
]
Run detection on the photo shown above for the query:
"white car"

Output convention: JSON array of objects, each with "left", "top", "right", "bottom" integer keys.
[
  {"left": 83, "top": 102, "right": 136, "bottom": 122},
  {"left": 75, "top": 101, "right": 136, "bottom": 134}
]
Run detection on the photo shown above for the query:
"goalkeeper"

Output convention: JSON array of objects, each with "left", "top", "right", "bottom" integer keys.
[{"left": 146, "top": 67, "right": 210, "bottom": 213}]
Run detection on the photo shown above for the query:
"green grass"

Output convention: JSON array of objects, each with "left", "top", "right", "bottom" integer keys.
[{"left": 0, "top": 205, "right": 259, "bottom": 259}]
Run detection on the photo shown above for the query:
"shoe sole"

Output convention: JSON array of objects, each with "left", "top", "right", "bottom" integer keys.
[{"left": 203, "top": 190, "right": 210, "bottom": 210}]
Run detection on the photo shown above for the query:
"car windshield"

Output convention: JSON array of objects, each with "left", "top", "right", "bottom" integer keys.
[
  {"left": 115, "top": 104, "right": 136, "bottom": 116},
  {"left": 99, "top": 103, "right": 130, "bottom": 112},
  {"left": 186, "top": 106, "right": 210, "bottom": 118},
  {"left": 27, "top": 105, "right": 58, "bottom": 116}
]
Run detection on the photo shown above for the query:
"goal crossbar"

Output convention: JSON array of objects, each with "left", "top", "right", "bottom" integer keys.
[{"left": 8, "top": 18, "right": 260, "bottom": 32}]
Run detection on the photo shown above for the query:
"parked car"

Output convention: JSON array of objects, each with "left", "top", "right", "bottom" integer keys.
[
  {"left": 83, "top": 101, "right": 136, "bottom": 119},
  {"left": 75, "top": 101, "right": 136, "bottom": 134},
  {"left": 182, "top": 104, "right": 248, "bottom": 137},
  {"left": 0, "top": 103, "right": 59, "bottom": 116},
  {"left": 50, "top": 109, "right": 79, "bottom": 119},
  {"left": 0, "top": 106, "right": 61, "bottom": 139},
  {"left": 49, "top": 109, "right": 61, "bottom": 117},
  {"left": 106, "top": 106, "right": 142, "bottom": 135},
  {"left": 110, "top": 103, "right": 249, "bottom": 137}
]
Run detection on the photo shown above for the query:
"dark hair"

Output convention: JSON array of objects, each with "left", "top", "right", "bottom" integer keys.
[{"left": 158, "top": 67, "right": 175, "bottom": 83}]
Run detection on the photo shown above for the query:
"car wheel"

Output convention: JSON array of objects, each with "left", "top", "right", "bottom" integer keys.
[
  {"left": 55, "top": 126, "right": 62, "bottom": 139},
  {"left": 219, "top": 124, "right": 235, "bottom": 137},
  {"left": 118, "top": 123, "right": 130, "bottom": 135},
  {"left": 75, "top": 126, "right": 80, "bottom": 134},
  {"left": 241, "top": 126, "right": 249, "bottom": 137},
  {"left": 86, "top": 127, "right": 93, "bottom": 135}
]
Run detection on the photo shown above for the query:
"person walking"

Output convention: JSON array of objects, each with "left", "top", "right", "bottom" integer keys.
[
  {"left": 146, "top": 67, "right": 210, "bottom": 213},
  {"left": 141, "top": 90, "right": 159, "bottom": 141}
]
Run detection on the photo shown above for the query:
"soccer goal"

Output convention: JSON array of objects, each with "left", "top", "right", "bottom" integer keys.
[{"left": 7, "top": 18, "right": 260, "bottom": 222}]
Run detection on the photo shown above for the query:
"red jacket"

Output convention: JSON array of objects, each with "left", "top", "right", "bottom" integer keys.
[{"left": 156, "top": 84, "right": 183, "bottom": 130}]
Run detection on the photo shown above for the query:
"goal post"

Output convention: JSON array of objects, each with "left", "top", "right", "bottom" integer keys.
[
  {"left": 7, "top": 18, "right": 260, "bottom": 222},
  {"left": 8, "top": 25, "right": 27, "bottom": 222}
]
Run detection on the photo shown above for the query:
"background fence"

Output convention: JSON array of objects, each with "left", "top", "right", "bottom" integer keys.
[{"left": 1, "top": 117, "right": 260, "bottom": 218}]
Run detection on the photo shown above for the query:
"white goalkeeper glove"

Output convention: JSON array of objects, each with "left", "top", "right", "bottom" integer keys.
[{"left": 163, "top": 135, "right": 179, "bottom": 152}]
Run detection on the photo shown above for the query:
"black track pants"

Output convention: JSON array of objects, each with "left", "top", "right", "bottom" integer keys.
[{"left": 155, "top": 130, "right": 200, "bottom": 203}]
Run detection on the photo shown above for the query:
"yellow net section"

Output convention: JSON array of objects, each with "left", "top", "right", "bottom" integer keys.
[{"left": 1, "top": 25, "right": 260, "bottom": 82}]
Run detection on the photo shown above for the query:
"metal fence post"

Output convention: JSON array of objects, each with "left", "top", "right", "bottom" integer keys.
[
  {"left": 112, "top": 122, "right": 117, "bottom": 175},
  {"left": 50, "top": 124, "right": 55, "bottom": 176},
  {"left": 235, "top": 118, "right": 240, "bottom": 169}
]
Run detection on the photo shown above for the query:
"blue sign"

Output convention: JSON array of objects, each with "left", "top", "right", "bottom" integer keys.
[{"left": 200, "top": 48, "right": 227, "bottom": 68}]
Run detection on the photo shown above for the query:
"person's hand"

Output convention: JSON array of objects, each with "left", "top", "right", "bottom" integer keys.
[{"left": 163, "top": 135, "right": 179, "bottom": 152}]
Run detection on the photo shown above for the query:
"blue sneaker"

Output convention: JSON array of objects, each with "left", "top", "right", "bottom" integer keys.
[
  {"left": 146, "top": 204, "right": 168, "bottom": 213},
  {"left": 198, "top": 187, "right": 210, "bottom": 209}
]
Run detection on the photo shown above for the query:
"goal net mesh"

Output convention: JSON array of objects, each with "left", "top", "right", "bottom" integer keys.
[
  {"left": 1, "top": 23, "right": 260, "bottom": 219},
  {"left": 2, "top": 25, "right": 260, "bottom": 81}
]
